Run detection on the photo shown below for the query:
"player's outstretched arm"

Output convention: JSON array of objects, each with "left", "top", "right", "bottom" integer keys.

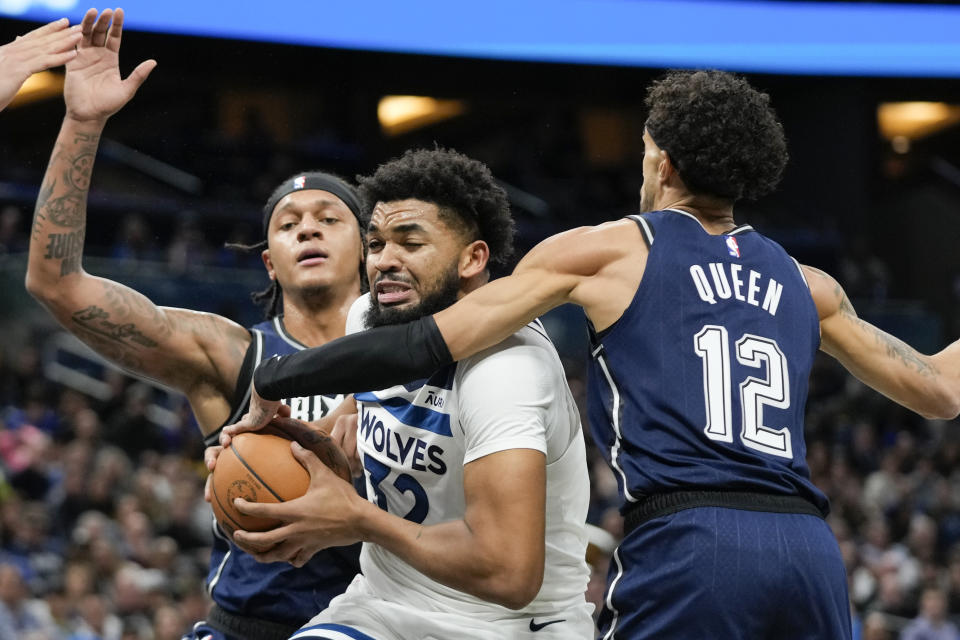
[
  {"left": 803, "top": 265, "right": 960, "bottom": 419},
  {"left": 251, "top": 220, "right": 641, "bottom": 399},
  {"left": 26, "top": 9, "right": 248, "bottom": 427},
  {"left": 0, "top": 18, "right": 81, "bottom": 112}
]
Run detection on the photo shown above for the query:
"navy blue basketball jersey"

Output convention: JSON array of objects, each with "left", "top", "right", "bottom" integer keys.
[
  {"left": 586, "top": 210, "right": 828, "bottom": 513},
  {"left": 205, "top": 316, "right": 361, "bottom": 627}
]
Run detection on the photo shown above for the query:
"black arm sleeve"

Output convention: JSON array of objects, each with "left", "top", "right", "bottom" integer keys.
[{"left": 253, "top": 315, "right": 453, "bottom": 400}]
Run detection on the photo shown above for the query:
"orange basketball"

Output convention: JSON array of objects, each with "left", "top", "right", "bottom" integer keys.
[{"left": 210, "top": 417, "right": 352, "bottom": 541}]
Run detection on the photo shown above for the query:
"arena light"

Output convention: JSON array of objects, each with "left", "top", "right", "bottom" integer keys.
[
  {"left": 377, "top": 95, "right": 466, "bottom": 136},
  {"left": 877, "top": 102, "right": 960, "bottom": 141},
  {"left": 8, "top": 70, "right": 63, "bottom": 108}
]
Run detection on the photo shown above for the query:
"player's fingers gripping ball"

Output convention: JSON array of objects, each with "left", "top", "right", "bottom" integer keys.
[{"left": 210, "top": 416, "right": 352, "bottom": 544}]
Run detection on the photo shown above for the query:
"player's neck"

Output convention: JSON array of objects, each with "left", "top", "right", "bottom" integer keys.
[
  {"left": 280, "top": 284, "right": 362, "bottom": 347},
  {"left": 662, "top": 194, "right": 736, "bottom": 235}
]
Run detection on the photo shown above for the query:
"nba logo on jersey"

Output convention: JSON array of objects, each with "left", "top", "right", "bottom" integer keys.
[
  {"left": 725, "top": 236, "right": 741, "bottom": 258},
  {"left": 293, "top": 175, "right": 306, "bottom": 189}
]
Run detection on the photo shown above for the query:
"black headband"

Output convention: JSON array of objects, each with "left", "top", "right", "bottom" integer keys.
[{"left": 262, "top": 173, "right": 363, "bottom": 237}]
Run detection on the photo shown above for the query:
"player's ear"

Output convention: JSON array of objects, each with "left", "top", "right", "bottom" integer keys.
[
  {"left": 262, "top": 249, "right": 276, "bottom": 281},
  {"left": 659, "top": 150, "right": 675, "bottom": 182},
  {"left": 459, "top": 240, "right": 489, "bottom": 279}
]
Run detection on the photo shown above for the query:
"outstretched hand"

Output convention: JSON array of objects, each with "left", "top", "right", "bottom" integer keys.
[
  {"left": 0, "top": 18, "right": 81, "bottom": 111},
  {"left": 64, "top": 8, "right": 156, "bottom": 123},
  {"left": 219, "top": 384, "right": 285, "bottom": 449},
  {"left": 230, "top": 440, "right": 367, "bottom": 565}
]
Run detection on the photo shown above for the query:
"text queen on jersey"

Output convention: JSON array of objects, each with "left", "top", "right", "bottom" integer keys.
[{"left": 690, "top": 262, "right": 784, "bottom": 316}]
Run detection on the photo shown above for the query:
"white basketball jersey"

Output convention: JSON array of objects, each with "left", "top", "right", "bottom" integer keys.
[{"left": 345, "top": 294, "right": 592, "bottom": 621}]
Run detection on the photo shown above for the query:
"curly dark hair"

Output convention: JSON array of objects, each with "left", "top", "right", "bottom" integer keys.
[
  {"left": 356, "top": 148, "right": 515, "bottom": 269},
  {"left": 645, "top": 70, "right": 788, "bottom": 202}
]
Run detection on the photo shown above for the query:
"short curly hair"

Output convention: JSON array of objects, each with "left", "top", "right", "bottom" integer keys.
[
  {"left": 645, "top": 70, "right": 788, "bottom": 201},
  {"left": 356, "top": 148, "right": 515, "bottom": 269}
]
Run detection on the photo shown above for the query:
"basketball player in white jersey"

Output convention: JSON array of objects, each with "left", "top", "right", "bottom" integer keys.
[{"left": 219, "top": 148, "right": 596, "bottom": 639}]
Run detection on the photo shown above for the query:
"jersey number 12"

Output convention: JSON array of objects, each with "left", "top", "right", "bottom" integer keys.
[{"left": 694, "top": 324, "right": 793, "bottom": 459}]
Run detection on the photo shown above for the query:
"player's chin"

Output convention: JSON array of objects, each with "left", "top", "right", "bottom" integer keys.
[
  {"left": 377, "top": 297, "right": 418, "bottom": 311},
  {"left": 367, "top": 298, "right": 426, "bottom": 327},
  {"left": 293, "top": 277, "right": 336, "bottom": 295}
]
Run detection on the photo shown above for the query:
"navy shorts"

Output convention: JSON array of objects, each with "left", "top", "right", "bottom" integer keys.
[
  {"left": 597, "top": 506, "right": 852, "bottom": 640},
  {"left": 182, "top": 621, "right": 227, "bottom": 640},
  {"left": 181, "top": 606, "right": 301, "bottom": 640}
]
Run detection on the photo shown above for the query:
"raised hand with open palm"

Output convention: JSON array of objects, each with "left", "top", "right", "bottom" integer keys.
[{"left": 64, "top": 8, "right": 156, "bottom": 124}]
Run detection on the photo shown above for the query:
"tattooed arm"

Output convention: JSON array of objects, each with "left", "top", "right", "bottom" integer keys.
[
  {"left": 25, "top": 9, "right": 250, "bottom": 432},
  {"left": 802, "top": 265, "right": 960, "bottom": 420}
]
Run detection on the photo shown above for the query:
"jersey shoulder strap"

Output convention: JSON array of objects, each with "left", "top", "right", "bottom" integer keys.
[
  {"left": 203, "top": 329, "right": 263, "bottom": 447},
  {"left": 625, "top": 214, "right": 655, "bottom": 248}
]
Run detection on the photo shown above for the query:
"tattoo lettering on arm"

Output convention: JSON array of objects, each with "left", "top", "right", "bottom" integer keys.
[
  {"left": 73, "top": 132, "right": 98, "bottom": 145},
  {"left": 44, "top": 229, "right": 84, "bottom": 276},
  {"left": 72, "top": 305, "right": 159, "bottom": 349},
  {"left": 75, "top": 329, "right": 145, "bottom": 371},
  {"left": 101, "top": 283, "right": 174, "bottom": 341}
]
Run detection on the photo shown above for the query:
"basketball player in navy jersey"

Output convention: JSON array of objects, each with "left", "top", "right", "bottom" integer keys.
[
  {"left": 25, "top": 9, "right": 364, "bottom": 640},
  {"left": 232, "top": 70, "right": 960, "bottom": 639}
]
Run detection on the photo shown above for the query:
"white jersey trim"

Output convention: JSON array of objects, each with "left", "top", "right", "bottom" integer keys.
[
  {"left": 207, "top": 515, "right": 231, "bottom": 595},
  {"left": 602, "top": 545, "right": 626, "bottom": 640},
  {"left": 595, "top": 352, "right": 638, "bottom": 503},
  {"left": 627, "top": 214, "right": 655, "bottom": 247},
  {"left": 291, "top": 628, "right": 361, "bottom": 640},
  {"left": 223, "top": 330, "right": 263, "bottom": 427},
  {"left": 792, "top": 257, "right": 810, "bottom": 287},
  {"left": 273, "top": 316, "right": 307, "bottom": 350},
  {"left": 463, "top": 436, "right": 547, "bottom": 465}
]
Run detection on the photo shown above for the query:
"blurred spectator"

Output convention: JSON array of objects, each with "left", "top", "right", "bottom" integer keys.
[
  {"left": 0, "top": 205, "right": 26, "bottom": 255},
  {"left": 70, "top": 593, "right": 122, "bottom": 640},
  {"left": 166, "top": 212, "right": 211, "bottom": 274},
  {"left": 152, "top": 602, "right": 187, "bottom": 640},
  {"left": 0, "top": 562, "right": 58, "bottom": 639},
  {"left": 902, "top": 587, "right": 960, "bottom": 640},
  {"left": 111, "top": 214, "right": 159, "bottom": 264},
  {"left": 861, "top": 611, "right": 894, "bottom": 640},
  {"left": 101, "top": 384, "right": 166, "bottom": 461}
]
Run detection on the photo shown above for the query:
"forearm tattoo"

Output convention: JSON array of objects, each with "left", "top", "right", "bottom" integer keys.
[
  {"left": 32, "top": 131, "right": 99, "bottom": 276},
  {"left": 857, "top": 318, "right": 938, "bottom": 377},
  {"left": 833, "top": 282, "right": 858, "bottom": 318}
]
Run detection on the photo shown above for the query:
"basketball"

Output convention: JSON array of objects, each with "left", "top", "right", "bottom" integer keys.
[{"left": 210, "top": 417, "right": 353, "bottom": 541}]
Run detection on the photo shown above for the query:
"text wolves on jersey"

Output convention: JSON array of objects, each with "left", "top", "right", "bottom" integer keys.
[{"left": 359, "top": 405, "right": 447, "bottom": 475}]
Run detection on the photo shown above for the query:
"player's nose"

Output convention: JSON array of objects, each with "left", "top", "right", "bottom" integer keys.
[
  {"left": 297, "top": 218, "right": 324, "bottom": 241},
  {"left": 372, "top": 242, "right": 402, "bottom": 271}
]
